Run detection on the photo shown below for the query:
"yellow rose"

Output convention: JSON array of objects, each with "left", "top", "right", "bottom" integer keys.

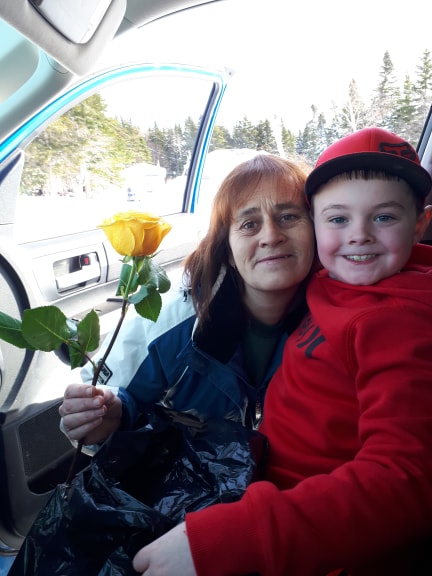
[{"left": 98, "top": 211, "right": 172, "bottom": 257}]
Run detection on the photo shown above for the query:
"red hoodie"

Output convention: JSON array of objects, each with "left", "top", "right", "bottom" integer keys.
[{"left": 186, "top": 243, "right": 432, "bottom": 576}]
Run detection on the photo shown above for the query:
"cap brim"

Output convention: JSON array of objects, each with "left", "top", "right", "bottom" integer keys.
[{"left": 305, "top": 152, "right": 432, "bottom": 201}]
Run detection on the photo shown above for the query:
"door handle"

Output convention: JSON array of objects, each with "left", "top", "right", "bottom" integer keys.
[{"left": 55, "top": 253, "right": 101, "bottom": 291}]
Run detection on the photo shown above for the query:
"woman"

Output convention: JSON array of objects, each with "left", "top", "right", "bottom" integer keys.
[{"left": 59, "top": 154, "right": 315, "bottom": 444}]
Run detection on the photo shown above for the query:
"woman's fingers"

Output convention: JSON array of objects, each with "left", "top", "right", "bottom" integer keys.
[
  {"left": 59, "top": 384, "right": 121, "bottom": 444},
  {"left": 63, "top": 383, "right": 102, "bottom": 402},
  {"left": 59, "top": 384, "right": 108, "bottom": 440},
  {"left": 60, "top": 384, "right": 106, "bottom": 415}
]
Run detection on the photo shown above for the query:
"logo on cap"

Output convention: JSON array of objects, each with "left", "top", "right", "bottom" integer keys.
[{"left": 379, "top": 141, "right": 417, "bottom": 161}]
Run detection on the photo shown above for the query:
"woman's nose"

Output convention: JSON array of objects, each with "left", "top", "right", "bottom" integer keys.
[{"left": 259, "top": 220, "right": 284, "bottom": 246}]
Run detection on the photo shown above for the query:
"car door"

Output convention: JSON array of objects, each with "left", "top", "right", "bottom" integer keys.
[
  {"left": 0, "top": 61, "right": 230, "bottom": 556},
  {"left": 417, "top": 112, "right": 432, "bottom": 243}
]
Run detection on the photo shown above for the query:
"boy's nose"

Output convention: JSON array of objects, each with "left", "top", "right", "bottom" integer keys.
[{"left": 348, "top": 221, "right": 374, "bottom": 244}]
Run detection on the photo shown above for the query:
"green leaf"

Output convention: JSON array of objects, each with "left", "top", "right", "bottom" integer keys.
[
  {"left": 22, "top": 306, "right": 72, "bottom": 352},
  {"left": 137, "top": 259, "right": 171, "bottom": 294},
  {"left": 134, "top": 290, "right": 162, "bottom": 322},
  {"left": 154, "top": 264, "right": 171, "bottom": 294},
  {"left": 68, "top": 343, "right": 87, "bottom": 370},
  {"left": 77, "top": 310, "right": 100, "bottom": 353},
  {"left": 128, "top": 284, "right": 150, "bottom": 305},
  {"left": 0, "top": 311, "right": 33, "bottom": 349},
  {"left": 136, "top": 257, "right": 153, "bottom": 284}
]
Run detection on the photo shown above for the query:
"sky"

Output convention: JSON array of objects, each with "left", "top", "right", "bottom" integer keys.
[{"left": 98, "top": 0, "right": 432, "bottom": 134}]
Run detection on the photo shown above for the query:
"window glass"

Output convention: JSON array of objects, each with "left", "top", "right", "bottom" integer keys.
[
  {"left": 196, "top": 74, "right": 287, "bottom": 233},
  {"left": 15, "top": 74, "right": 213, "bottom": 242}
]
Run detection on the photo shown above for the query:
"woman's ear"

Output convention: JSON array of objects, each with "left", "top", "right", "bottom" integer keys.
[{"left": 414, "top": 204, "right": 432, "bottom": 242}]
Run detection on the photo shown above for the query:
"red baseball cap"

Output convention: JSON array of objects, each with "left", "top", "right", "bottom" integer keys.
[{"left": 305, "top": 127, "right": 432, "bottom": 203}]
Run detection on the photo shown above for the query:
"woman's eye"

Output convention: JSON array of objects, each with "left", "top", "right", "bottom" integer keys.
[
  {"left": 241, "top": 220, "right": 258, "bottom": 231},
  {"left": 280, "top": 213, "right": 298, "bottom": 223}
]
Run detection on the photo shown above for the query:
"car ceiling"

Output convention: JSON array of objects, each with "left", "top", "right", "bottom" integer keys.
[
  {"left": 0, "top": 0, "right": 225, "bottom": 144},
  {"left": 0, "top": 0, "right": 223, "bottom": 76}
]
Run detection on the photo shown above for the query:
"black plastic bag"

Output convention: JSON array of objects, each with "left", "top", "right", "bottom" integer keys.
[{"left": 9, "top": 406, "right": 267, "bottom": 576}]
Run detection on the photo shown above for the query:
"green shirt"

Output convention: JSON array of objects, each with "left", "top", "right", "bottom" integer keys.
[{"left": 242, "top": 317, "right": 285, "bottom": 388}]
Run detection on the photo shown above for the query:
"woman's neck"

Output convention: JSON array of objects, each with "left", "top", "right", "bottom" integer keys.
[{"left": 244, "top": 287, "right": 299, "bottom": 325}]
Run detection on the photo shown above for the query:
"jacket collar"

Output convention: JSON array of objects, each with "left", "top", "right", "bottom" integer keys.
[{"left": 193, "top": 266, "right": 247, "bottom": 363}]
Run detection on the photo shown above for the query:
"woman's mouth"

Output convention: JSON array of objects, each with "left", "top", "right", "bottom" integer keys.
[{"left": 257, "top": 254, "right": 291, "bottom": 264}]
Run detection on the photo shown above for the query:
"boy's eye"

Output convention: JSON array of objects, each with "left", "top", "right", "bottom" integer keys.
[
  {"left": 328, "top": 216, "right": 347, "bottom": 224},
  {"left": 375, "top": 214, "right": 394, "bottom": 223}
]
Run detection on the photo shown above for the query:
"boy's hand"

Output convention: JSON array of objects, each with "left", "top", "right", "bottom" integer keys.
[{"left": 133, "top": 522, "right": 197, "bottom": 576}]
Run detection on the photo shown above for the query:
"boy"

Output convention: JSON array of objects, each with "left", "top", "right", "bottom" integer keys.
[{"left": 133, "top": 128, "right": 432, "bottom": 576}]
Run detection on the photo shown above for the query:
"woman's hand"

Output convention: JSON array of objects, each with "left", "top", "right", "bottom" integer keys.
[
  {"left": 58, "top": 383, "right": 122, "bottom": 445},
  {"left": 133, "top": 522, "right": 197, "bottom": 576}
]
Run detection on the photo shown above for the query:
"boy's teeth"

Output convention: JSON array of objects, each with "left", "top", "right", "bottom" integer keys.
[{"left": 346, "top": 254, "right": 375, "bottom": 261}]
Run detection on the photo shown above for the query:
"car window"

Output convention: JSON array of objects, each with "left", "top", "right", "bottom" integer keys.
[{"left": 14, "top": 74, "right": 214, "bottom": 243}]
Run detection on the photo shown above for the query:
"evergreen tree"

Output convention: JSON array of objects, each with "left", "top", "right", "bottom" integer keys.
[
  {"left": 22, "top": 94, "right": 130, "bottom": 196},
  {"left": 255, "top": 119, "right": 278, "bottom": 153},
  {"left": 297, "top": 106, "right": 329, "bottom": 164},
  {"left": 209, "top": 125, "right": 234, "bottom": 151},
  {"left": 113, "top": 119, "right": 152, "bottom": 167},
  {"left": 232, "top": 116, "right": 257, "bottom": 149},
  {"left": 183, "top": 116, "right": 199, "bottom": 157},
  {"left": 22, "top": 113, "right": 85, "bottom": 194},
  {"left": 281, "top": 121, "right": 296, "bottom": 157},
  {"left": 412, "top": 49, "right": 432, "bottom": 143},
  {"left": 369, "top": 51, "right": 400, "bottom": 130},
  {"left": 147, "top": 123, "right": 166, "bottom": 166},
  {"left": 325, "top": 101, "right": 346, "bottom": 143},
  {"left": 392, "top": 75, "right": 417, "bottom": 141},
  {"left": 163, "top": 127, "right": 183, "bottom": 177},
  {"left": 174, "top": 123, "right": 190, "bottom": 175}
]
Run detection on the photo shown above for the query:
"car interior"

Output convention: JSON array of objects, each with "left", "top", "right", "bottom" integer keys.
[{"left": 0, "top": 0, "right": 432, "bottom": 570}]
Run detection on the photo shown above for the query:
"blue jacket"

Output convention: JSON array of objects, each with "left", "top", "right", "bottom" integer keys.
[{"left": 81, "top": 267, "right": 307, "bottom": 429}]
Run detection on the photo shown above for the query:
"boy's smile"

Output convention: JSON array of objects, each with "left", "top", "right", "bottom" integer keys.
[{"left": 312, "top": 178, "right": 431, "bottom": 285}]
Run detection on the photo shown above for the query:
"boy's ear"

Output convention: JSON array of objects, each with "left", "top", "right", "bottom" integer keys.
[{"left": 415, "top": 204, "right": 432, "bottom": 242}]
